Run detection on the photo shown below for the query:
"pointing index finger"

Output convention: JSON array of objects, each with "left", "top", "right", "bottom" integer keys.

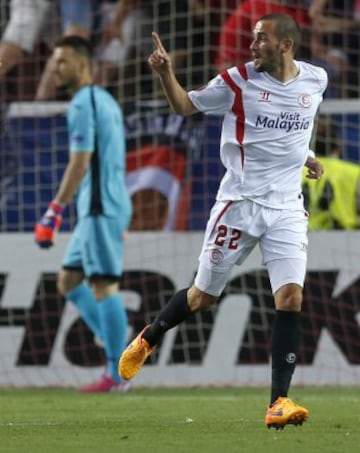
[{"left": 152, "top": 31, "right": 165, "bottom": 52}]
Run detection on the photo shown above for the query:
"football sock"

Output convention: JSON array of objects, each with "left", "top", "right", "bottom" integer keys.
[
  {"left": 66, "top": 284, "right": 102, "bottom": 340},
  {"left": 143, "top": 288, "right": 192, "bottom": 347},
  {"left": 270, "top": 310, "right": 300, "bottom": 405},
  {"left": 98, "top": 294, "right": 128, "bottom": 382}
]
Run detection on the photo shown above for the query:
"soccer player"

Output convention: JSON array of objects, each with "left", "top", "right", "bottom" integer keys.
[
  {"left": 35, "top": 35, "right": 132, "bottom": 392},
  {"left": 119, "top": 13, "right": 327, "bottom": 428}
]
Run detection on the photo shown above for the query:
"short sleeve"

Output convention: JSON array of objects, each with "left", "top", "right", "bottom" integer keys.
[
  {"left": 188, "top": 75, "right": 234, "bottom": 115},
  {"left": 67, "top": 91, "right": 95, "bottom": 153}
]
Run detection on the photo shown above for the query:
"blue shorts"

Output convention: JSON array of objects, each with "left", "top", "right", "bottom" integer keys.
[{"left": 62, "top": 215, "right": 128, "bottom": 279}]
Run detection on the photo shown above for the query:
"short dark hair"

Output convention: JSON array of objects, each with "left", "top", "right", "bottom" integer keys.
[
  {"left": 55, "top": 35, "right": 94, "bottom": 60},
  {"left": 259, "top": 13, "right": 301, "bottom": 54}
]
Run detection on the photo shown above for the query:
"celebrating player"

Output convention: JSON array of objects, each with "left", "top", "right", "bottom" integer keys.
[
  {"left": 35, "top": 36, "right": 132, "bottom": 392},
  {"left": 119, "top": 13, "right": 327, "bottom": 428}
]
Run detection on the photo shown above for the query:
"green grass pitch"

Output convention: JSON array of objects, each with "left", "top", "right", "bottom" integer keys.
[{"left": 0, "top": 387, "right": 359, "bottom": 453}]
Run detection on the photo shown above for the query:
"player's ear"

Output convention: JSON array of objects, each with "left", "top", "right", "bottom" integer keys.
[
  {"left": 281, "top": 38, "right": 294, "bottom": 53},
  {"left": 78, "top": 54, "right": 90, "bottom": 73}
]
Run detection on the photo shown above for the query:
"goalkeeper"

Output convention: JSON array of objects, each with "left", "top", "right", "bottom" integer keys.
[
  {"left": 35, "top": 35, "right": 132, "bottom": 393},
  {"left": 119, "top": 14, "right": 327, "bottom": 428}
]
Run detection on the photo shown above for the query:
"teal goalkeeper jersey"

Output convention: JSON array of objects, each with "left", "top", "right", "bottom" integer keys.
[{"left": 67, "top": 85, "right": 131, "bottom": 220}]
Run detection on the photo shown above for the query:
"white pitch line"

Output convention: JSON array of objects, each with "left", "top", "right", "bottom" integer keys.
[{"left": 0, "top": 421, "right": 59, "bottom": 427}]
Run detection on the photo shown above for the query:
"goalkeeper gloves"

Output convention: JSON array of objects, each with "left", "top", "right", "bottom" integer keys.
[{"left": 34, "top": 200, "right": 64, "bottom": 248}]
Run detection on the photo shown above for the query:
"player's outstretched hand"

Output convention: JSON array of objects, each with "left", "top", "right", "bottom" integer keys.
[
  {"left": 34, "top": 200, "right": 64, "bottom": 249},
  {"left": 304, "top": 156, "right": 324, "bottom": 180},
  {"left": 148, "top": 31, "right": 171, "bottom": 74}
]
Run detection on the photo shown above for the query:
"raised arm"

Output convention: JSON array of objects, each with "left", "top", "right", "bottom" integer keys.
[{"left": 148, "top": 32, "right": 198, "bottom": 116}]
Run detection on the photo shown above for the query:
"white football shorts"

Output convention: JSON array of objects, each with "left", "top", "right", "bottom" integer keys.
[
  {"left": 3, "top": 0, "right": 57, "bottom": 53},
  {"left": 194, "top": 199, "right": 309, "bottom": 296}
]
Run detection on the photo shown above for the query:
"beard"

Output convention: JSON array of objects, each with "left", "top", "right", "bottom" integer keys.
[
  {"left": 255, "top": 55, "right": 280, "bottom": 73},
  {"left": 253, "top": 45, "right": 282, "bottom": 73},
  {"left": 55, "top": 75, "right": 78, "bottom": 94}
]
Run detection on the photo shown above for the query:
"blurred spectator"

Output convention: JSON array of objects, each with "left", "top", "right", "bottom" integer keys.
[
  {"left": 0, "top": 0, "right": 58, "bottom": 99},
  {"left": 35, "top": 0, "right": 145, "bottom": 100},
  {"left": 195, "top": 0, "right": 238, "bottom": 68},
  {"left": 93, "top": 0, "right": 147, "bottom": 92},
  {"left": 308, "top": 0, "right": 360, "bottom": 97},
  {"left": 302, "top": 115, "right": 360, "bottom": 230},
  {"left": 215, "top": 0, "right": 311, "bottom": 71},
  {"left": 35, "top": 0, "right": 97, "bottom": 100},
  {"left": 308, "top": 31, "right": 347, "bottom": 97}
]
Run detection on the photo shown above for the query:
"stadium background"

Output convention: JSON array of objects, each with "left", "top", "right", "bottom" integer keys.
[{"left": 0, "top": 0, "right": 359, "bottom": 388}]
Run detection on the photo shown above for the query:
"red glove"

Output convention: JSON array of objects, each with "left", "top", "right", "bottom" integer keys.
[{"left": 34, "top": 200, "right": 64, "bottom": 248}]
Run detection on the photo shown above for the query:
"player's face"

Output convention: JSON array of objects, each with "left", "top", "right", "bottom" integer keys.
[
  {"left": 52, "top": 46, "right": 82, "bottom": 93},
  {"left": 250, "top": 20, "right": 284, "bottom": 73}
]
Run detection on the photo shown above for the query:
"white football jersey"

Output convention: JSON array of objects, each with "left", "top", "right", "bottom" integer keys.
[{"left": 188, "top": 61, "right": 328, "bottom": 209}]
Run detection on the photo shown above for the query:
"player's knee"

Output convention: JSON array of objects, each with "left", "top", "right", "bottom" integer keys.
[
  {"left": 91, "top": 284, "right": 112, "bottom": 301},
  {"left": 57, "top": 269, "right": 83, "bottom": 296},
  {"left": 89, "top": 277, "right": 118, "bottom": 301},
  {"left": 57, "top": 272, "right": 67, "bottom": 296},
  {"left": 187, "top": 285, "right": 218, "bottom": 311},
  {"left": 274, "top": 283, "right": 303, "bottom": 311}
]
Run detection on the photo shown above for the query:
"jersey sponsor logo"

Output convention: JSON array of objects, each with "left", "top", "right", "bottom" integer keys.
[
  {"left": 255, "top": 111, "right": 310, "bottom": 132},
  {"left": 298, "top": 94, "right": 312, "bottom": 108}
]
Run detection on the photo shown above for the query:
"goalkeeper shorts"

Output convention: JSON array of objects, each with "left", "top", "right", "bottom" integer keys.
[{"left": 62, "top": 215, "right": 128, "bottom": 279}]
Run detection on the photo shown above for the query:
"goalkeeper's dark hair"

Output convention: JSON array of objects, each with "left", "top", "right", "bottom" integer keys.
[
  {"left": 259, "top": 13, "right": 301, "bottom": 54},
  {"left": 55, "top": 35, "right": 94, "bottom": 61}
]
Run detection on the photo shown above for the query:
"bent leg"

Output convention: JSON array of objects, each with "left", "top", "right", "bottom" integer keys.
[{"left": 143, "top": 285, "right": 218, "bottom": 347}]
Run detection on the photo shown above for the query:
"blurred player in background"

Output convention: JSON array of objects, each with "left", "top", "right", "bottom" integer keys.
[
  {"left": 302, "top": 115, "right": 360, "bottom": 230},
  {"left": 119, "top": 13, "right": 327, "bottom": 428},
  {"left": 35, "top": 36, "right": 132, "bottom": 392}
]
